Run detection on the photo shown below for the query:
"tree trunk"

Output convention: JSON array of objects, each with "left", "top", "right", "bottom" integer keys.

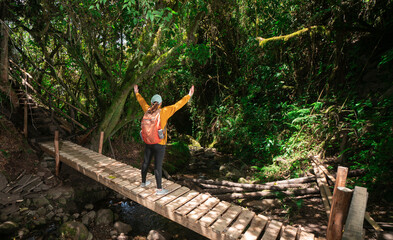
[{"left": 0, "top": 22, "right": 19, "bottom": 109}]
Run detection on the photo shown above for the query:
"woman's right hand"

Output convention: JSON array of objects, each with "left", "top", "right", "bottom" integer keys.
[{"left": 134, "top": 85, "right": 139, "bottom": 94}]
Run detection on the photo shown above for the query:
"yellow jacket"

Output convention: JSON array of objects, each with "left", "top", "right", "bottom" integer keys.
[{"left": 136, "top": 93, "right": 191, "bottom": 145}]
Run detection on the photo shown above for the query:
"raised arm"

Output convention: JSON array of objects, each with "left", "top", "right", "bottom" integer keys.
[
  {"left": 134, "top": 85, "right": 150, "bottom": 112},
  {"left": 162, "top": 85, "right": 194, "bottom": 118}
]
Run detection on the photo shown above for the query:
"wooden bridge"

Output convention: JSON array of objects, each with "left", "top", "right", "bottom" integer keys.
[{"left": 38, "top": 140, "right": 315, "bottom": 240}]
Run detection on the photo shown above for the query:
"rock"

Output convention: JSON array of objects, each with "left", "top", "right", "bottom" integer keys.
[
  {"left": 33, "top": 216, "right": 47, "bottom": 226},
  {"left": 17, "top": 227, "right": 29, "bottom": 239},
  {"left": 114, "top": 221, "right": 132, "bottom": 234},
  {"left": 32, "top": 196, "right": 50, "bottom": 207},
  {"left": 0, "top": 221, "right": 19, "bottom": 235},
  {"left": 84, "top": 203, "right": 94, "bottom": 210},
  {"left": 73, "top": 213, "right": 80, "bottom": 219},
  {"left": 118, "top": 233, "right": 129, "bottom": 240},
  {"left": 82, "top": 211, "right": 96, "bottom": 226},
  {"left": 58, "top": 197, "right": 67, "bottom": 205},
  {"left": 46, "top": 211, "right": 55, "bottom": 220},
  {"left": 36, "top": 207, "right": 47, "bottom": 216},
  {"left": 204, "top": 148, "right": 217, "bottom": 158},
  {"left": 147, "top": 230, "right": 171, "bottom": 240},
  {"left": 59, "top": 221, "right": 90, "bottom": 240},
  {"left": 46, "top": 185, "right": 74, "bottom": 200},
  {"left": 96, "top": 209, "right": 114, "bottom": 226}
]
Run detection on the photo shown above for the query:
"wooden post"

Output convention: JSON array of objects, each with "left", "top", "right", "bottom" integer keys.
[
  {"left": 98, "top": 131, "right": 104, "bottom": 154},
  {"left": 24, "top": 100, "right": 28, "bottom": 138},
  {"left": 333, "top": 166, "right": 348, "bottom": 196},
  {"left": 327, "top": 187, "right": 353, "bottom": 240},
  {"left": 54, "top": 130, "right": 60, "bottom": 176},
  {"left": 342, "top": 186, "right": 368, "bottom": 240}
]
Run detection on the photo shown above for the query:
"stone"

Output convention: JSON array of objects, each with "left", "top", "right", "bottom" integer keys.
[
  {"left": 46, "top": 211, "right": 55, "bottom": 220},
  {"left": 82, "top": 211, "right": 96, "bottom": 226},
  {"left": 117, "top": 233, "right": 129, "bottom": 240},
  {"left": 59, "top": 221, "right": 90, "bottom": 240},
  {"left": 36, "top": 207, "right": 47, "bottom": 216},
  {"left": 33, "top": 216, "right": 47, "bottom": 226},
  {"left": 147, "top": 230, "right": 171, "bottom": 240},
  {"left": 84, "top": 203, "right": 94, "bottom": 210},
  {"left": 114, "top": 221, "right": 132, "bottom": 234},
  {"left": 73, "top": 213, "right": 80, "bottom": 219},
  {"left": 58, "top": 197, "right": 67, "bottom": 205},
  {"left": 95, "top": 209, "right": 113, "bottom": 226},
  {"left": 0, "top": 221, "right": 19, "bottom": 235},
  {"left": 46, "top": 185, "right": 74, "bottom": 200},
  {"left": 32, "top": 196, "right": 50, "bottom": 207},
  {"left": 17, "top": 227, "right": 29, "bottom": 239}
]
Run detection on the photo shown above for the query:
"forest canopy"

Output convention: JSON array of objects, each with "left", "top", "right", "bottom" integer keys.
[{"left": 1, "top": 0, "right": 393, "bottom": 199}]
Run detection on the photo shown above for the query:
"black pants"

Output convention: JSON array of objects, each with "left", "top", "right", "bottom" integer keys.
[{"left": 142, "top": 144, "right": 166, "bottom": 189}]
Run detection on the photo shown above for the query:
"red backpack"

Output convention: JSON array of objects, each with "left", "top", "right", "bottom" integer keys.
[{"left": 140, "top": 109, "right": 163, "bottom": 144}]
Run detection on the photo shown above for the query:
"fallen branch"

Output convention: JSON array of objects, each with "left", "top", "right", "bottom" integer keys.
[
  {"left": 191, "top": 176, "right": 315, "bottom": 190},
  {"left": 213, "top": 187, "right": 320, "bottom": 201},
  {"left": 200, "top": 183, "right": 305, "bottom": 194}
]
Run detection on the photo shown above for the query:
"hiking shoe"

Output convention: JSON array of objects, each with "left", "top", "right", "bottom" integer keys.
[
  {"left": 156, "top": 189, "right": 169, "bottom": 195},
  {"left": 140, "top": 181, "right": 151, "bottom": 188}
]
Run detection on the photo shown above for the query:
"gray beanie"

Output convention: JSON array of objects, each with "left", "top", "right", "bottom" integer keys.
[{"left": 151, "top": 94, "right": 162, "bottom": 104}]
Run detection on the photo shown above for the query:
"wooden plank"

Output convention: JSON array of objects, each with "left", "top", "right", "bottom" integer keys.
[
  {"left": 241, "top": 214, "right": 268, "bottom": 240},
  {"left": 226, "top": 208, "right": 256, "bottom": 240},
  {"left": 130, "top": 175, "right": 157, "bottom": 196},
  {"left": 137, "top": 178, "right": 173, "bottom": 200},
  {"left": 298, "top": 230, "right": 315, "bottom": 240},
  {"left": 165, "top": 190, "right": 198, "bottom": 210},
  {"left": 187, "top": 197, "right": 220, "bottom": 222},
  {"left": 280, "top": 225, "right": 297, "bottom": 240},
  {"left": 155, "top": 187, "right": 190, "bottom": 207},
  {"left": 364, "top": 212, "right": 383, "bottom": 232},
  {"left": 54, "top": 131, "right": 60, "bottom": 176},
  {"left": 175, "top": 193, "right": 210, "bottom": 216},
  {"left": 313, "top": 163, "right": 331, "bottom": 218},
  {"left": 211, "top": 204, "right": 242, "bottom": 234},
  {"left": 327, "top": 187, "right": 353, "bottom": 240},
  {"left": 333, "top": 166, "right": 348, "bottom": 196},
  {"left": 98, "top": 131, "right": 104, "bottom": 154},
  {"left": 342, "top": 186, "right": 368, "bottom": 240},
  {"left": 261, "top": 220, "right": 283, "bottom": 240},
  {"left": 199, "top": 201, "right": 231, "bottom": 228}
]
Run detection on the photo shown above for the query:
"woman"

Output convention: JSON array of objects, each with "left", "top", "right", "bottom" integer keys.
[{"left": 134, "top": 84, "right": 195, "bottom": 195}]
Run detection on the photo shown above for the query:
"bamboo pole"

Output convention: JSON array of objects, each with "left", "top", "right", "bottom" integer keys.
[
  {"left": 327, "top": 187, "right": 353, "bottom": 240},
  {"left": 54, "top": 131, "right": 60, "bottom": 176},
  {"left": 98, "top": 131, "right": 104, "bottom": 154},
  {"left": 24, "top": 100, "right": 28, "bottom": 138}
]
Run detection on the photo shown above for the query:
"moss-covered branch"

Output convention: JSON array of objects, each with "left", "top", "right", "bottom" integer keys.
[{"left": 256, "top": 26, "right": 328, "bottom": 47}]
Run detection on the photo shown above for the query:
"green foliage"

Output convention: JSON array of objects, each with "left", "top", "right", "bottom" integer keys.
[{"left": 164, "top": 141, "right": 191, "bottom": 174}]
